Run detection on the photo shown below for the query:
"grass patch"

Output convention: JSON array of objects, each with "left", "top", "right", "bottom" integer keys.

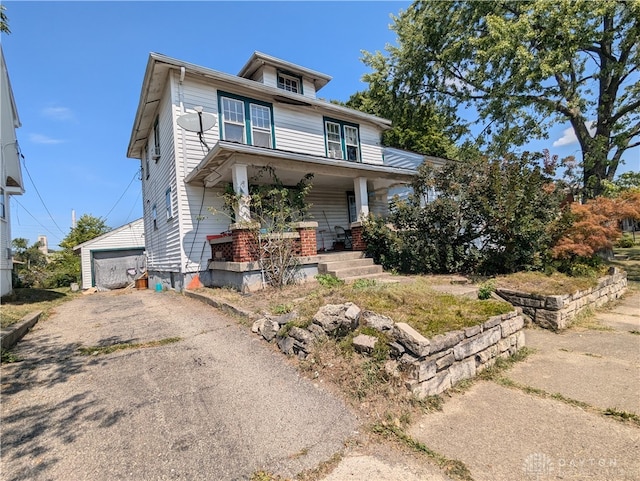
[
  {"left": 490, "top": 371, "right": 640, "bottom": 428},
  {"left": 477, "top": 347, "right": 536, "bottom": 382},
  {"left": 250, "top": 472, "right": 289, "bottom": 481},
  {"left": 315, "top": 278, "right": 512, "bottom": 338},
  {"left": 0, "top": 287, "right": 79, "bottom": 328},
  {"left": 77, "top": 337, "right": 181, "bottom": 356},
  {"left": 569, "top": 307, "right": 614, "bottom": 331},
  {"left": 495, "top": 271, "right": 598, "bottom": 296},
  {"left": 371, "top": 423, "right": 472, "bottom": 481},
  {"left": 1, "top": 348, "right": 21, "bottom": 363},
  {"left": 604, "top": 408, "right": 640, "bottom": 426}
]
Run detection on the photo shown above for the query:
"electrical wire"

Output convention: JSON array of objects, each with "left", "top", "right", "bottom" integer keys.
[
  {"left": 102, "top": 169, "right": 141, "bottom": 223},
  {"left": 21, "top": 157, "right": 66, "bottom": 236},
  {"left": 11, "top": 197, "right": 62, "bottom": 243}
]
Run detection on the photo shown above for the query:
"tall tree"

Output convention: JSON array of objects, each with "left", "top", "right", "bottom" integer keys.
[
  {"left": 0, "top": 5, "right": 10, "bottom": 35},
  {"left": 346, "top": 52, "right": 462, "bottom": 158},
  {"left": 59, "top": 214, "right": 111, "bottom": 250},
  {"left": 367, "top": 0, "right": 639, "bottom": 198}
]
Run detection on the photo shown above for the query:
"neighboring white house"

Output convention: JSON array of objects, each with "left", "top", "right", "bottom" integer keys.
[
  {"left": 73, "top": 218, "right": 146, "bottom": 290},
  {"left": 127, "top": 52, "right": 435, "bottom": 292},
  {"left": 0, "top": 47, "right": 25, "bottom": 297}
]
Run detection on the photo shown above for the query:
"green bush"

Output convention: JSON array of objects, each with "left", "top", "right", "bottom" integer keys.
[
  {"left": 616, "top": 234, "right": 635, "bottom": 248},
  {"left": 315, "top": 273, "right": 344, "bottom": 288},
  {"left": 477, "top": 279, "right": 496, "bottom": 300}
]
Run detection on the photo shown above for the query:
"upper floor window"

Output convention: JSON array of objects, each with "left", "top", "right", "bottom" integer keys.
[
  {"left": 152, "top": 204, "right": 158, "bottom": 230},
  {"left": 165, "top": 187, "right": 173, "bottom": 220},
  {"left": 324, "top": 118, "right": 360, "bottom": 161},
  {"left": 152, "top": 116, "right": 161, "bottom": 160},
  {"left": 144, "top": 145, "right": 150, "bottom": 179},
  {"left": 219, "top": 92, "right": 274, "bottom": 148},
  {"left": 0, "top": 188, "right": 5, "bottom": 219},
  {"left": 277, "top": 71, "right": 301, "bottom": 94}
]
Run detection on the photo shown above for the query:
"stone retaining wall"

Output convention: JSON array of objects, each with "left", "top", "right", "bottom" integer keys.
[
  {"left": 495, "top": 269, "right": 627, "bottom": 331},
  {"left": 251, "top": 303, "right": 525, "bottom": 398}
]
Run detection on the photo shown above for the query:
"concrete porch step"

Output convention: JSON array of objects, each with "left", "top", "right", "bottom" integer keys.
[
  {"left": 318, "top": 257, "right": 374, "bottom": 274},
  {"left": 325, "top": 264, "right": 384, "bottom": 279},
  {"left": 316, "top": 251, "right": 365, "bottom": 263}
]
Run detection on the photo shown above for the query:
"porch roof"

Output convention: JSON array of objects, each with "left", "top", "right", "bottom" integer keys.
[{"left": 184, "top": 141, "right": 418, "bottom": 188}]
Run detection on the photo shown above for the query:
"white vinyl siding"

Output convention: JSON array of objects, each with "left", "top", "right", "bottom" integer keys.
[{"left": 141, "top": 81, "right": 181, "bottom": 274}]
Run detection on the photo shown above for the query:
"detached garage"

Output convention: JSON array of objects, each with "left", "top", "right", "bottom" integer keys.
[{"left": 74, "top": 218, "right": 146, "bottom": 290}]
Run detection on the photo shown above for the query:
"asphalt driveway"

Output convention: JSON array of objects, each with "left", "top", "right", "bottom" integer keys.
[{"left": 1, "top": 290, "right": 358, "bottom": 481}]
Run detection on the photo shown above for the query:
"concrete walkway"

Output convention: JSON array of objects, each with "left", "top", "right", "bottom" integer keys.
[{"left": 325, "top": 290, "right": 640, "bottom": 481}]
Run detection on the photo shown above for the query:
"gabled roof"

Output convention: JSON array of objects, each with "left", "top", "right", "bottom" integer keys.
[
  {"left": 237, "top": 51, "right": 332, "bottom": 91},
  {"left": 1, "top": 46, "right": 21, "bottom": 129},
  {"left": 127, "top": 52, "right": 391, "bottom": 159},
  {"left": 73, "top": 218, "right": 145, "bottom": 252}
]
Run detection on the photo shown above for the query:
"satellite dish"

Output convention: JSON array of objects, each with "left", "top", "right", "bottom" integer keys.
[{"left": 177, "top": 109, "right": 217, "bottom": 133}]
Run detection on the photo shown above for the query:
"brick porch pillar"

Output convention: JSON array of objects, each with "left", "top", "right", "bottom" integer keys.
[
  {"left": 294, "top": 221, "right": 318, "bottom": 257},
  {"left": 230, "top": 223, "right": 258, "bottom": 262},
  {"left": 350, "top": 221, "right": 366, "bottom": 251}
]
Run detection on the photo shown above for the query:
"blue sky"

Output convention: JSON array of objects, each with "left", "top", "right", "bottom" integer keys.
[{"left": 2, "top": 1, "right": 639, "bottom": 248}]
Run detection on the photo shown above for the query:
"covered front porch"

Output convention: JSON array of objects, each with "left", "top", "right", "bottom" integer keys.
[{"left": 185, "top": 141, "right": 416, "bottom": 290}]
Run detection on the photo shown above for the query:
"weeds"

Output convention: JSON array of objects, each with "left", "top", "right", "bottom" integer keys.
[
  {"left": 371, "top": 422, "right": 473, "bottom": 481},
  {"left": 315, "top": 274, "right": 344, "bottom": 288},
  {"left": 604, "top": 408, "right": 640, "bottom": 426},
  {"left": 1, "top": 349, "right": 20, "bottom": 363},
  {"left": 77, "top": 337, "right": 181, "bottom": 356},
  {"left": 477, "top": 279, "right": 496, "bottom": 300}
]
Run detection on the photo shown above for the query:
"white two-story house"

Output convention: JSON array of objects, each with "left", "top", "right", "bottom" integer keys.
[
  {"left": 0, "top": 47, "right": 25, "bottom": 297},
  {"left": 127, "top": 52, "right": 433, "bottom": 292}
]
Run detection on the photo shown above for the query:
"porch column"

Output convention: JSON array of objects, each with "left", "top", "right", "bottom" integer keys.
[
  {"left": 231, "top": 163, "right": 251, "bottom": 223},
  {"left": 353, "top": 177, "right": 369, "bottom": 221}
]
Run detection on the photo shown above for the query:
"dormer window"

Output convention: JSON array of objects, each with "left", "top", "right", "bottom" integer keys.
[{"left": 277, "top": 71, "right": 301, "bottom": 94}]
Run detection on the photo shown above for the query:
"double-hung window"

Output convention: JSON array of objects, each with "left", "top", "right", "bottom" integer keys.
[
  {"left": 219, "top": 92, "right": 274, "bottom": 148},
  {"left": 221, "top": 97, "right": 245, "bottom": 143},
  {"left": 165, "top": 187, "right": 173, "bottom": 220},
  {"left": 326, "top": 121, "right": 343, "bottom": 159},
  {"left": 250, "top": 104, "right": 272, "bottom": 148},
  {"left": 324, "top": 118, "right": 360, "bottom": 162},
  {"left": 0, "top": 188, "right": 5, "bottom": 219},
  {"left": 152, "top": 204, "right": 157, "bottom": 230},
  {"left": 152, "top": 116, "right": 161, "bottom": 160}
]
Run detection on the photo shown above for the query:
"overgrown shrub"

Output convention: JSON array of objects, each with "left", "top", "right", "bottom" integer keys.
[
  {"left": 616, "top": 234, "right": 635, "bottom": 248},
  {"left": 364, "top": 151, "right": 565, "bottom": 276}
]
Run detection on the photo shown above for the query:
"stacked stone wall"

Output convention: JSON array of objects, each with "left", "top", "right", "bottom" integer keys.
[
  {"left": 495, "top": 270, "right": 627, "bottom": 330},
  {"left": 251, "top": 302, "right": 525, "bottom": 398}
]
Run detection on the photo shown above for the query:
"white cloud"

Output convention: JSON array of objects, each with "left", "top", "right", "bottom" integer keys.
[
  {"left": 553, "top": 121, "right": 597, "bottom": 147},
  {"left": 29, "top": 133, "right": 65, "bottom": 145},
  {"left": 42, "top": 106, "right": 74, "bottom": 121}
]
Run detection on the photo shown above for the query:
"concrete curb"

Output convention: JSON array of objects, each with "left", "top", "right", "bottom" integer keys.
[
  {"left": 1, "top": 311, "right": 43, "bottom": 350},
  {"left": 183, "top": 291, "right": 258, "bottom": 320}
]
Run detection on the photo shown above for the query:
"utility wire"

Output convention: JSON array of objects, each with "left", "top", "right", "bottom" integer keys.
[
  {"left": 12, "top": 197, "right": 62, "bottom": 243},
  {"left": 21, "top": 157, "right": 66, "bottom": 236},
  {"left": 102, "top": 169, "right": 141, "bottom": 223}
]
